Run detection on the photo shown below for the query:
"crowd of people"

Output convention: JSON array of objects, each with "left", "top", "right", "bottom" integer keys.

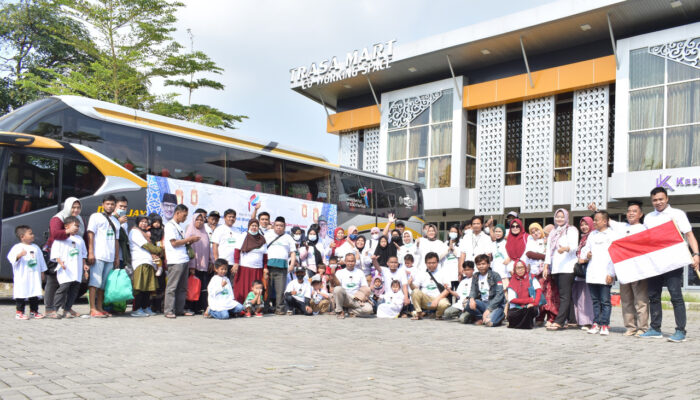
[{"left": 7, "top": 187, "right": 699, "bottom": 343}]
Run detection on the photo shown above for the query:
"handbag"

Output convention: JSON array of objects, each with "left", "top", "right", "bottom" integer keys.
[
  {"left": 186, "top": 243, "right": 195, "bottom": 260},
  {"left": 104, "top": 268, "right": 134, "bottom": 303},
  {"left": 573, "top": 262, "right": 588, "bottom": 278},
  {"left": 186, "top": 275, "right": 201, "bottom": 302}
]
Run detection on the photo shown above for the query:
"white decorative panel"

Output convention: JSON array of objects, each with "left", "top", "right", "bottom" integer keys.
[
  {"left": 571, "top": 86, "right": 609, "bottom": 211},
  {"left": 475, "top": 105, "right": 506, "bottom": 215},
  {"left": 362, "top": 127, "right": 380, "bottom": 173},
  {"left": 648, "top": 36, "right": 700, "bottom": 69},
  {"left": 521, "top": 96, "right": 555, "bottom": 213},
  {"left": 387, "top": 92, "right": 442, "bottom": 128},
  {"left": 339, "top": 130, "right": 359, "bottom": 168}
]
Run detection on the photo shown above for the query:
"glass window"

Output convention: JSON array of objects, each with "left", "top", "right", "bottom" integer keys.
[
  {"left": 667, "top": 81, "right": 700, "bottom": 126},
  {"left": 467, "top": 123, "right": 477, "bottom": 157},
  {"left": 431, "top": 122, "right": 451, "bottom": 156},
  {"left": 666, "top": 125, "right": 700, "bottom": 169},
  {"left": 554, "top": 98, "right": 573, "bottom": 182},
  {"left": 431, "top": 91, "right": 453, "bottom": 123},
  {"left": 283, "top": 160, "right": 331, "bottom": 202},
  {"left": 668, "top": 59, "right": 700, "bottom": 83},
  {"left": 154, "top": 135, "right": 225, "bottom": 185},
  {"left": 505, "top": 107, "right": 522, "bottom": 186},
  {"left": 337, "top": 172, "right": 368, "bottom": 214},
  {"left": 408, "top": 126, "right": 429, "bottom": 158},
  {"left": 629, "top": 87, "right": 664, "bottom": 131},
  {"left": 386, "top": 161, "right": 406, "bottom": 180},
  {"left": 387, "top": 130, "right": 406, "bottom": 162},
  {"left": 3, "top": 152, "right": 59, "bottom": 218},
  {"left": 410, "top": 107, "right": 430, "bottom": 127},
  {"left": 466, "top": 122, "right": 476, "bottom": 189},
  {"left": 62, "top": 159, "right": 105, "bottom": 200},
  {"left": 628, "top": 130, "right": 663, "bottom": 171},
  {"left": 429, "top": 156, "right": 450, "bottom": 188},
  {"left": 0, "top": 98, "right": 57, "bottom": 131},
  {"left": 26, "top": 110, "right": 63, "bottom": 139},
  {"left": 630, "top": 48, "right": 664, "bottom": 89},
  {"left": 227, "top": 148, "right": 280, "bottom": 194},
  {"left": 407, "top": 158, "right": 427, "bottom": 187},
  {"left": 465, "top": 156, "right": 476, "bottom": 188}
]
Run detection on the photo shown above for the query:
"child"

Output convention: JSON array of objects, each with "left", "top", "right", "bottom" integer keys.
[
  {"left": 284, "top": 266, "right": 312, "bottom": 315},
  {"left": 309, "top": 275, "right": 330, "bottom": 314},
  {"left": 50, "top": 216, "right": 88, "bottom": 318},
  {"left": 377, "top": 280, "right": 405, "bottom": 318},
  {"left": 243, "top": 280, "right": 265, "bottom": 317},
  {"left": 206, "top": 259, "right": 243, "bottom": 319},
  {"left": 444, "top": 261, "right": 475, "bottom": 323},
  {"left": 403, "top": 254, "right": 415, "bottom": 281},
  {"left": 370, "top": 274, "right": 385, "bottom": 313},
  {"left": 325, "top": 256, "right": 339, "bottom": 275},
  {"left": 7, "top": 225, "right": 47, "bottom": 319}
]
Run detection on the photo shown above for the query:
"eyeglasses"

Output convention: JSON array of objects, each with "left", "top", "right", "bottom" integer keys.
[{"left": 512, "top": 225, "right": 521, "bottom": 229}]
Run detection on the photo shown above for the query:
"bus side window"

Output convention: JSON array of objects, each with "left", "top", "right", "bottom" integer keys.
[
  {"left": 62, "top": 159, "right": 106, "bottom": 200},
  {"left": 2, "top": 152, "right": 60, "bottom": 218}
]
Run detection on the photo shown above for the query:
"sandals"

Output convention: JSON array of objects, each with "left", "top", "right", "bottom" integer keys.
[
  {"left": 547, "top": 323, "right": 563, "bottom": 331},
  {"left": 68, "top": 310, "right": 81, "bottom": 318},
  {"left": 164, "top": 313, "right": 177, "bottom": 319},
  {"left": 90, "top": 311, "right": 107, "bottom": 318}
]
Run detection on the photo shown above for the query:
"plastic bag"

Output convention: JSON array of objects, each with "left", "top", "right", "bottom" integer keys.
[
  {"left": 186, "top": 275, "right": 201, "bottom": 302},
  {"left": 104, "top": 268, "right": 134, "bottom": 304}
]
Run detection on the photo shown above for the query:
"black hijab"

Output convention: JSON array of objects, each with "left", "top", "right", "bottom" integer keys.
[
  {"left": 374, "top": 236, "right": 397, "bottom": 266},
  {"left": 306, "top": 226, "right": 323, "bottom": 267},
  {"left": 148, "top": 213, "right": 163, "bottom": 243}
]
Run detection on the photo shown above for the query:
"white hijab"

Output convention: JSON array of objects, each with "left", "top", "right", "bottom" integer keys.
[{"left": 54, "top": 197, "right": 85, "bottom": 237}]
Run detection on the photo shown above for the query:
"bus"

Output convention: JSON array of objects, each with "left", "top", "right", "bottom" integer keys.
[{"left": 0, "top": 96, "right": 423, "bottom": 280}]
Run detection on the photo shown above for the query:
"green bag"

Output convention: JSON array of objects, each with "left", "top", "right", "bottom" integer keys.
[
  {"left": 104, "top": 268, "right": 134, "bottom": 304},
  {"left": 103, "top": 300, "right": 127, "bottom": 313}
]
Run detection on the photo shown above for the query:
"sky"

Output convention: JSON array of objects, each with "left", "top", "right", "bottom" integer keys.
[{"left": 155, "top": 0, "right": 555, "bottom": 162}]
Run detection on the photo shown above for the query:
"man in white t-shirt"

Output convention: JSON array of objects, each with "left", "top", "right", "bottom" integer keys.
[
  {"left": 86, "top": 195, "right": 121, "bottom": 317},
  {"left": 211, "top": 209, "right": 240, "bottom": 266},
  {"left": 333, "top": 253, "right": 372, "bottom": 318},
  {"left": 458, "top": 216, "right": 495, "bottom": 267},
  {"left": 284, "top": 266, "right": 312, "bottom": 315},
  {"left": 163, "top": 204, "right": 201, "bottom": 319},
  {"left": 265, "top": 216, "right": 297, "bottom": 314},
  {"left": 640, "top": 187, "right": 699, "bottom": 342},
  {"left": 373, "top": 255, "right": 410, "bottom": 308},
  {"left": 409, "top": 252, "right": 451, "bottom": 320}
]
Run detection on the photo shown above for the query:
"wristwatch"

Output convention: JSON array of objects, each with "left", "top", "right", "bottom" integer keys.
[{"left": 693, "top": 252, "right": 700, "bottom": 257}]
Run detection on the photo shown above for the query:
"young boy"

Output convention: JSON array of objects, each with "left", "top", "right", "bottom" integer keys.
[
  {"left": 244, "top": 280, "right": 265, "bottom": 317},
  {"left": 50, "top": 216, "right": 88, "bottom": 318},
  {"left": 206, "top": 259, "right": 243, "bottom": 319},
  {"left": 403, "top": 254, "right": 415, "bottom": 279},
  {"left": 325, "top": 256, "right": 339, "bottom": 275},
  {"left": 7, "top": 225, "right": 47, "bottom": 319},
  {"left": 443, "top": 261, "right": 475, "bottom": 323},
  {"left": 284, "top": 266, "right": 312, "bottom": 315},
  {"left": 309, "top": 275, "right": 330, "bottom": 314},
  {"left": 465, "top": 254, "right": 505, "bottom": 327}
]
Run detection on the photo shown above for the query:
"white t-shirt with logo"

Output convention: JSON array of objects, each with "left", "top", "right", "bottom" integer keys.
[
  {"left": 413, "top": 268, "right": 447, "bottom": 298},
  {"left": 129, "top": 228, "right": 155, "bottom": 269},
  {"left": 239, "top": 242, "right": 267, "bottom": 269},
  {"left": 87, "top": 212, "right": 120, "bottom": 262},
  {"left": 50, "top": 235, "right": 87, "bottom": 284},
  {"left": 212, "top": 225, "right": 241, "bottom": 264},
  {"left": 478, "top": 274, "right": 491, "bottom": 301},
  {"left": 264, "top": 231, "right": 296, "bottom": 261},
  {"left": 7, "top": 243, "right": 47, "bottom": 299},
  {"left": 379, "top": 266, "right": 408, "bottom": 287},
  {"left": 207, "top": 275, "right": 239, "bottom": 311},
  {"left": 335, "top": 267, "right": 367, "bottom": 296},
  {"left": 164, "top": 220, "right": 190, "bottom": 264},
  {"left": 285, "top": 279, "right": 311, "bottom": 303},
  {"left": 453, "top": 276, "right": 473, "bottom": 311}
]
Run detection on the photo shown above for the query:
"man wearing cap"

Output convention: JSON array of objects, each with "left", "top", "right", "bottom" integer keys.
[
  {"left": 265, "top": 216, "right": 297, "bottom": 314},
  {"left": 205, "top": 211, "right": 220, "bottom": 269},
  {"left": 333, "top": 253, "right": 372, "bottom": 318},
  {"left": 161, "top": 193, "right": 178, "bottom": 224},
  {"left": 284, "top": 266, "right": 312, "bottom": 315}
]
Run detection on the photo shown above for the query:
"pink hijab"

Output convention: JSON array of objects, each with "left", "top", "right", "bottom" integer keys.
[
  {"left": 186, "top": 211, "right": 210, "bottom": 271},
  {"left": 547, "top": 208, "right": 571, "bottom": 260}
]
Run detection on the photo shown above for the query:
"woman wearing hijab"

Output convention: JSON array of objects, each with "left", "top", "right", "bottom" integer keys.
[
  {"left": 506, "top": 259, "right": 542, "bottom": 329},
  {"left": 334, "top": 226, "right": 358, "bottom": 266},
  {"left": 184, "top": 209, "right": 210, "bottom": 315},
  {"left": 299, "top": 225, "right": 329, "bottom": 277},
  {"left": 129, "top": 215, "right": 163, "bottom": 317},
  {"left": 491, "top": 224, "right": 508, "bottom": 286},
  {"left": 398, "top": 230, "right": 420, "bottom": 269},
  {"left": 147, "top": 213, "right": 166, "bottom": 313},
  {"left": 373, "top": 235, "right": 397, "bottom": 268},
  {"left": 572, "top": 217, "right": 595, "bottom": 330},
  {"left": 544, "top": 208, "right": 579, "bottom": 331},
  {"left": 233, "top": 219, "right": 268, "bottom": 304},
  {"left": 368, "top": 226, "right": 382, "bottom": 254},
  {"left": 502, "top": 219, "right": 529, "bottom": 288},
  {"left": 353, "top": 235, "right": 373, "bottom": 280},
  {"left": 44, "top": 197, "right": 85, "bottom": 319},
  {"left": 416, "top": 224, "right": 449, "bottom": 271},
  {"left": 442, "top": 225, "right": 462, "bottom": 293},
  {"left": 525, "top": 222, "right": 558, "bottom": 325}
]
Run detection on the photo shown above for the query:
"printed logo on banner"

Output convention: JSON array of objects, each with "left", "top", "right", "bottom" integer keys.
[
  {"left": 248, "top": 194, "right": 260, "bottom": 211},
  {"left": 357, "top": 187, "right": 372, "bottom": 208}
]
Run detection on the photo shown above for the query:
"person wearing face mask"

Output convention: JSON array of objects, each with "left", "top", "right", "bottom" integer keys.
[
  {"left": 443, "top": 225, "right": 463, "bottom": 296},
  {"left": 299, "top": 225, "right": 329, "bottom": 278},
  {"left": 397, "top": 231, "right": 420, "bottom": 270},
  {"left": 544, "top": 208, "right": 579, "bottom": 331},
  {"left": 390, "top": 229, "right": 402, "bottom": 246},
  {"left": 368, "top": 227, "right": 382, "bottom": 254},
  {"left": 233, "top": 219, "right": 268, "bottom": 305},
  {"left": 290, "top": 226, "right": 305, "bottom": 271},
  {"left": 415, "top": 224, "right": 449, "bottom": 271},
  {"left": 333, "top": 226, "right": 358, "bottom": 266},
  {"left": 458, "top": 216, "right": 495, "bottom": 270},
  {"left": 352, "top": 235, "right": 373, "bottom": 281},
  {"left": 525, "top": 222, "right": 558, "bottom": 326}
]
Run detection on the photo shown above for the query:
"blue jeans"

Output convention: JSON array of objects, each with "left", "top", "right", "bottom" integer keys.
[
  {"left": 466, "top": 299, "right": 504, "bottom": 326},
  {"left": 588, "top": 283, "right": 612, "bottom": 326},
  {"left": 209, "top": 304, "right": 244, "bottom": 319}
]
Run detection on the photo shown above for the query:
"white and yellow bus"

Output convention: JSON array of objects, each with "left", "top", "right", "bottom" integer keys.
[{"left": 0, "top": 96, "right": 423, "bottom": 280}]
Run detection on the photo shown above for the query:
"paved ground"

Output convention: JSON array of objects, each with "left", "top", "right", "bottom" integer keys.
[{"left": 0, "top": 300, "right": 699, "bottom": 400}]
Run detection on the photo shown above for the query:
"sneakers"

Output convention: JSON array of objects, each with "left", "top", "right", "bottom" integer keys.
[
  {"left": 30, "top": 312, "right": 45, "bottom": 319},
  {"left": 143, "top": 307, "right": 156, "bottom": 316},
  {"left": 667, "top": 329, "right": 686, "bottom": 343},
  {"left": 245, "top": 311, "right": 252, "bottom": 318},
  {"left": 130, "top": 309, "right": 149, "bottom": 317},
  {"left": 255, "top": 311, "right": 263, "bottom": 318},
  {"left": 599, "top": 325, "right": 610, "bottom": 336},
  {"left": 640, "top": 328, "right": 664, "bottom": 339},
  {"left": 587, "top": 324, "right": 600, "bottom": 334},
  {"left": 15, "top": 311, "right": 29, "bottom": 320}
]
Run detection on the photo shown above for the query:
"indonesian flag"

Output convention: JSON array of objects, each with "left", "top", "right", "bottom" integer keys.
[{"left": 609, "top": 221, "right": 692, "bottom": 284}]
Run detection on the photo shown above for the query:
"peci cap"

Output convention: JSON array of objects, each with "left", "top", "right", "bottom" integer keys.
[{"left": 162, "top": 193, "right": 177, "bottom": 204}]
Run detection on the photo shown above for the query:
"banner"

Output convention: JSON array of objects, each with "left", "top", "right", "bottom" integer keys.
[
  {"left": 145, "top": 175, "right": 337, "bottom": 237},
  {"left": 609, "top": 221, "right": 692, "bottom": 284}
]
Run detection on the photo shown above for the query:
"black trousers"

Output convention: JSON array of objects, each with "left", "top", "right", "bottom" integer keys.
[
  {"left": 185, "top": 269, "right": 212, "bottom": 313},
  {"left": 16, "top": 297, "right": 39, "bottom": 313},
  {"left": 133, "top": 291, "right": 151, "bottom": 310},
  {"left": 150, "top": 272, "right": 167, "bottom": 313},
  {"left": 54, "top": 281, "right": 80, "bottom": 311},
  {"left": 43, "top": 272, "right": 59, "bottom": 312},
  {"left": 648, "top": 267, "right": 686, "bottom": 333},
  {"left": 284, "top": 293, "right": 311, "bottom": 315},
  {"left": 554, "top": 273, "right": 577, "bottom": 326}
]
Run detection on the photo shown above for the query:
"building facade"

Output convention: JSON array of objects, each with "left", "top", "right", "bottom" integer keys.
[{"left": 292, "top": 0, "right": 700, "bottom": 288}]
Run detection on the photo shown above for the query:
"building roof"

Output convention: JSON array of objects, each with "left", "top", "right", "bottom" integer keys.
[{"left": 292, "top": 0, "right": 700, "bottom": 110}]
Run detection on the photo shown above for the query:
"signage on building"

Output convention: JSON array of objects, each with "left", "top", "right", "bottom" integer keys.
[
  {"left": 655, "top": 173, "right": 700, "bottom": 192},
  {"left": 290, "top": 39, "right": 396, "bottom": 89}
]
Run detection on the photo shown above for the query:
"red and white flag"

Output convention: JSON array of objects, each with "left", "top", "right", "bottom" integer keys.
[{"left": 608, "top": 221, "right": 692, "bottom": 284}]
